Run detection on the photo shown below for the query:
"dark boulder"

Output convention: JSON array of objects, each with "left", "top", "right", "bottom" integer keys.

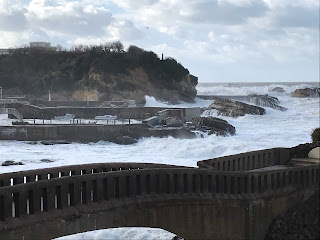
[
  {"left": 40, "top": 159, "right": 54, "bottom": 163},
  {"left": 113, "top": 133, "right": 138, "bottom": 145},
  {"left": 2, "top": 160, "right": 24, "bottom": 166},
  {"left": 291, "top": 88, "right": 320, "bottom": 98},
  {"left": 248, "top": 94, "right": 287, "bottom": 111},
  {"left": 270, "top": 87, "right": 285, "bottom": 93},
  {"left": 40, "top": 140, "right": 71, "bottom": 145},
  {"left": 207, "top": 97, "right": 265, "bottom": 117},
  {"left": 192, "top": 117, "right": 236, "bottom": 136},
  {"left": 290, "top": 142, "right": 320, "bottom": 159},
  {"left": 265, "top": 191, "right": 320, "bottom": 240}
]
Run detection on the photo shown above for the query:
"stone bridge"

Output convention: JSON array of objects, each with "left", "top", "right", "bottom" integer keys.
[{"left": 0, "top": 148, "right": 319, "bottom": 240}]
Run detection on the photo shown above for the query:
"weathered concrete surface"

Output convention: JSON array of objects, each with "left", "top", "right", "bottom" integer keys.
[
  {"left": 4, "top": 103, "right": 164, "bottom": 119},
  {"left": 0, "top": 191, "right": 314, "bottom": 240},
  {"left": 0, "top": 124, "right": 196, "bottom": 142}
]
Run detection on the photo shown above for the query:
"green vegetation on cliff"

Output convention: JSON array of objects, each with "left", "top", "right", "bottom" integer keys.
[{"left": 0, "top": 43, "right": 198, "bottom": 104}]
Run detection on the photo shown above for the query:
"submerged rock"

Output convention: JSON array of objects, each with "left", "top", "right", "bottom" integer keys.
[
  {"left": 113, "top": 133, "right": 138, "bottom": 145},
  {"left": 248, "top": 94, "right": 287, "bottom": 111},
  {"left": 40, "top": 159, "right": 54, "bottom": 163},
  {"left": 270, "top": 87, "right": 285, "bottom": 93},
  {"left": 291, "top": 88, "right": 320, "bottom": 98},
  {"left": 207, "top": 97, "right": 265, "bottom": 117},
  {"left": 192, "top": 117, "right": 235, "bottom": 136},
  {"left": 2, "top": 160, "right": 24, "bottom": 166},
  {"left": 40, "top": 140, "right": 71, "bottom": 145}
]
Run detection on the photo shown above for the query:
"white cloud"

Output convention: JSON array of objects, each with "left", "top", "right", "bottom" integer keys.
[{"left": 0, "top": 0, "right": 318, "bottom": 82}]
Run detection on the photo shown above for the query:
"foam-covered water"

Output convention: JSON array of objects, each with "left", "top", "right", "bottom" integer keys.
[
  {"left": 54, "top": 227, "right": 176, "bottom": 240},
  {"left": 0, "top": 82, "right": 319, "bottom": 175}
]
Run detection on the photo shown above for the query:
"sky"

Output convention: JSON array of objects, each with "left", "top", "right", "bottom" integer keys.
[{"left": 0, "top": 0, "right": 319, "bottom": 83}]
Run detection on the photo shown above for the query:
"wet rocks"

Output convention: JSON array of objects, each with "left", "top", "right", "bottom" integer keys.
[
  {"left": 40, "top": 159, "right": 54, "bottom": 163},
  {"left": 40, "top": 140, "right": 71, "bottom": 145},
  {"left": 192, "top": 117, "right": 235, "bottom": 136},
  {"left": 270, "top": 87, "right": 285, "bottom": 93},
  {"left": 2, "top": 160, "right": 24, "bottom": 166},
  {"left": 248, "top": 94, "right": 287, "bottom": 111},
  {"left": 291, "top": 88, "right": 320, "bottom": 98},
  {"left": 207, "top": 97, "right": 265, "bottom": 117},
  {"left": 113, "top": 133, "right": 138, "bottom": 145}
]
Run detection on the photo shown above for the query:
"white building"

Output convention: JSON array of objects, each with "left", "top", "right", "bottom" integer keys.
[
  {"left": 0, "top": 49, "right": 10, "bottom": 55},
  {"left": 29, "top": 42, "right": 57, "bottom": 51}
]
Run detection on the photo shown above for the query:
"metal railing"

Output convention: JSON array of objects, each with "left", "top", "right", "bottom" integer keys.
[{"left": 0, "top": 108, "right": 23, "bottom": 121}]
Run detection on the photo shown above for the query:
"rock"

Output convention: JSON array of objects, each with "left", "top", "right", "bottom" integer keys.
[
  {"left": 291, "top": 88, "right": 320, "bottom": 98},
  {"left": 290, "top": 142, "right": 320, "bottom": 159},
  {"left": 248, "top": 94, "right": 287, "bottom": 111},
  {"left": 308, "top": 147, "right": 320, "bottom": 159},
  {"left": 164, "top": 117, "right": 185, "bottom": 127},
  {"left": 40, "top": 159, "right": 54, "bottom": 163},
  {"left": 40, "top": 140, "right": 71, "bottom": 145},
  {"left": 192, "top": 117, "right": 236, "bottom": 136},
  {"left": 265, "top": 191, "right": 320, "bottom": 240},
  {"left": 2, "top": 160, "right": 24, "bottom": 166},
  {"left": 207, "top": 97, "right": 265, "bottom": 117},
  {"left": 172, "top": 236, "right": 184, "bottom": 240},
  {"left": 113, "top": 133, "right": 138, "bottom": 145},
  {"left": 270, "top": 87, "right": 285, "bottom": 93}
]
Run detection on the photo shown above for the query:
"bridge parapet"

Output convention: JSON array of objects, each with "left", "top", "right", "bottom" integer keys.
[
  {"left": 0, "top": 164, "right": 319, "bottom": 224},
  {"left": 0, "top": 162, "right": 187, "bottom": 188},
  {"left": 197, "top": 148, "right": 291, "bottom": 171}
]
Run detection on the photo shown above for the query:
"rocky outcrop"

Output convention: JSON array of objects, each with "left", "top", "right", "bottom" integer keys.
[
  {"left": 248, "top": 94, "right": 287, "bottom": 111},
  {"left": 265, "top": 191, "right": 320, "bottom": 240},
  {"left": 192, "top": 117, "right": 235, "bottom": 136},
  {"left": 2, "top": 160, "right": 24, "bottom": 166},
  {"left": 290, "top": 142, "right": 320, "bottom": 159},
  {"left": 270, "top": 87, "right": 285, "bottom": 93},
  {"left": 0, "top": 46, "right": 198, "bottom": 104},
  {"left": 206, "top": 97, "right": 265, "bottom": 117},
  {"left": 291, "top": 88, "right": 320, "bottom": 98}
]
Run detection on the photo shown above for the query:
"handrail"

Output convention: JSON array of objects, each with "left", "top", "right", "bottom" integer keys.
[
  {"left": 0, "top": 162, "right": 189, "bottom": 187},
  {"left": 0, "top": 165, "right": 319, "bottom": 223},
  {"left": 0, "top": 108, "right": 23, "bottom": 121},
  {"left": 197, "top": 148, "right": 291, "bottom": 171}
]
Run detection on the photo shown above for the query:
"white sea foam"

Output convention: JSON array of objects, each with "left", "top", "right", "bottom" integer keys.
[
  {"left": 0, "top": 83, "right": 319, "bottom": 175},
  {"left": 54, "top": 227, "right": 177, "bottom": 240}
]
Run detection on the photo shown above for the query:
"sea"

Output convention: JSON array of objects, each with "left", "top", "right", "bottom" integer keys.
[{"left": 0, "top": 82, "right": 319, "bottom": 239}]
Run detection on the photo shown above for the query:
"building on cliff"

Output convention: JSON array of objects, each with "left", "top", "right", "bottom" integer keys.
[{"left": 0, "top": 42, "right": 57, "bottom": 55}]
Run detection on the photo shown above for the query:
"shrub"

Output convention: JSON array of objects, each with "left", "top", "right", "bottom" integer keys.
[{"left": 311, "top": 128, "right": 320, "bottom": 143}]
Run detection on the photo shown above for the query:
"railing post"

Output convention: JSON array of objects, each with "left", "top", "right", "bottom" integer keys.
[{"left": 0, "top": 192, "right": 12, "bottom": 220}]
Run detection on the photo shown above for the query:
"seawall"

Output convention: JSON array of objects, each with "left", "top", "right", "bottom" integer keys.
[{"left": 0, "top": 124, "right": 196, "bottom": 142}]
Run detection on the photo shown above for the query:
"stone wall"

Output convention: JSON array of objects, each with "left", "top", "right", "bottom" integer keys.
[{"left": 0, "top": 124, "right": 196, "bottom": 142}]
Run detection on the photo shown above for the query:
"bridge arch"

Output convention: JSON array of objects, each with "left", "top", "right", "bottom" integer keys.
[{"left": 0, "top": 148, "right": 319, "bottom": 240}]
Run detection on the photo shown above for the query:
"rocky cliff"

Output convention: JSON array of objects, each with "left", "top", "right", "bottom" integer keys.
[{"left": 0, "top": 46, "right": 198, "bottom": 104}]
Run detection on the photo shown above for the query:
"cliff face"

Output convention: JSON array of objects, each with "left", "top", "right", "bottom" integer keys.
[{"left": 0, "top": 47, "right": 198, "bottom": 104}]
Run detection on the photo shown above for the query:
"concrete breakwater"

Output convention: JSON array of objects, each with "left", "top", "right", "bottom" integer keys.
[
  {"left": 0, "top": 124, "right": 196, "bottom": 143},
  {"left": 4, "top": 103, "right": 165, "bottom": 120}
]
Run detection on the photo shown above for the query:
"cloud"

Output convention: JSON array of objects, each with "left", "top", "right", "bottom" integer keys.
[
  {"left": 0, "top": 0, "right": 28, "bottom": 31},
  {"left": 26, "top": 0, "right": 114, "bottom": 36},
  {"left": 273, "top": 6, "right": 319, "bottom": 28},
  {"left": 0, "top": 0, "right": 318, "bottom": 82},
  {"left": 186, "top": 0, "right": 269, "bottom": 25}
]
